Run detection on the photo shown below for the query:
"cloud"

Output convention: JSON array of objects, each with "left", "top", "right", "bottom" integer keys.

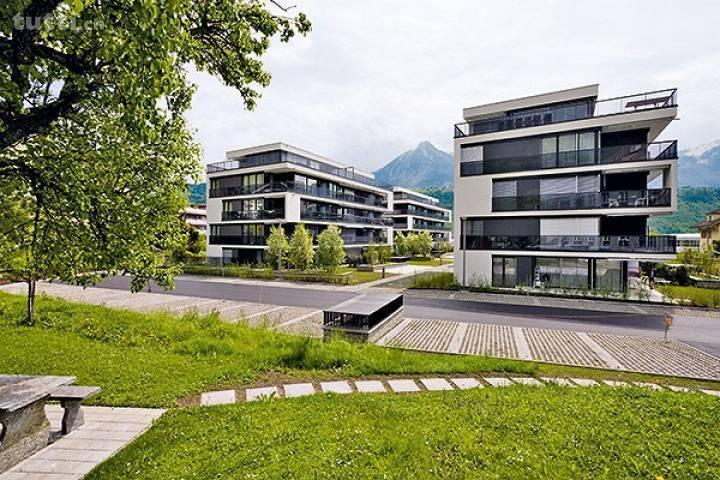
[{"left": 185, "top": 0, "right": 720, "bottom": 173}]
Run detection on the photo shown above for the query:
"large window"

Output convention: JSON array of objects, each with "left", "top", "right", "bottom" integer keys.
[
  {"left": 594, "top": 259, "right": 624, "bottom": 291},
  {"left": 492, "top": 257, "right": 517, "bottom": 288},
  {"left": 537, "top": 257, "right": 589, "bottom": 289}
]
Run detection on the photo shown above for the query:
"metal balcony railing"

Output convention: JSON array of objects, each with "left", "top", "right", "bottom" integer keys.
[
  {"left": 492, "top": 188, "right": 672, "bottom": 212},
  {"left": 208, "top": 235, "right": 266, "bottom": 246},
  {"left": 454, "top": 88, "right": 677, "bottom": 138},
  {"left": 395, "top": 207, "right": 451, "bottom": 221},
  {"left": 460, "top": 140, "right": 678, "bottom": 177},
  {"left": 461, "top": 235, "right": 676, "bottom": 254}
]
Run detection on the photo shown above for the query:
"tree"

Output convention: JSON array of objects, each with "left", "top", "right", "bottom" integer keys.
[
  {"left": 173, "top": 224, "right": 207, "bottom": 263},
  {"left": 364, "top": 243, "right": 379, "bottom": 265},
  {"left": 288, "top": 224, "right": 314, "bottom": 271},
  {"left": 377, "top": 245, "right": 392, "bottom": 264},
  {"left": 1, "top": 0, "right": 311, "bottom": 151},
  {"left": 315, "top": 226, "right": 345, "bottom": 273},
  {"left": 408, "top": 231, "right": 433, "bottom": 258},
  {"left": 0, "top": 102, "right": 200, "bottom": 324},
  {"left": 265, "top": 225, "right": 289, "bottom": 270},
  {"left": 1, "top": 1, "right": 310, "bottom": 322},
  {"left": 394, "top": 231, "right": 409, "bottom": 256}
]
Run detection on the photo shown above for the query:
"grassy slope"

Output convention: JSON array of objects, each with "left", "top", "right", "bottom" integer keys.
[
  {"left": 87, "top": 387, "right": 720, "bottom": 479},
  {"left": 0, "top": 292, "right": 530, "bottom": 407}
]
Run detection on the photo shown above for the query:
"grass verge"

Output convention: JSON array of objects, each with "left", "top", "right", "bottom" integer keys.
[
  {"left": 0, "top": 292, "right": 529, "bottom": 407},
  {"left": 658, "top": 284, "right": 720, "bottom": 308},
  {"left": 86, "top": 387, "right": 720, "bottom": 479}
]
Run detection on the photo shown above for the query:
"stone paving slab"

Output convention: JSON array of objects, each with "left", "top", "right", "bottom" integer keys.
[
  {"left": 570, "top": 378, "right": 599, "bottom": 387},
  {"left": 451, "top": 378, "right": 483, "bottom": 390},
  {"left": 524, "top": 328, "right": 607, "bottom": 368},
  {"left": 420, "top": 378, "right": 454, "bottom": 391},
  {"left": 246, "top": 386, "right": 278, "bottom": 401},
  {"left": 385, "top": 319, "right": 457, "bottom": 353},
  {"left": 200, "top": 389, "right": 237, "bottom": 406},
  {"left": 541, "top": 377, "right": 575, "bottom": 387},
  {"left": 459, "top": 323, "right": 517, "bottom": 358},
  {"left": 275, "top": 312, "right": 324, "bottom": 338},
  {"left": 0, "top": 405, "right": 163, "bottom": 480},
  {"left": 355, "top": 381, "right": 386, "bottom": 393},
  {"left": 320, "top": 381, "right": 352, "bottom": 394},
  {"left": 511, "top": 377, "right": 544, "bottom": 386},
  {"left": 484, "top": 377, "right": 514, "bottom": 387},
  {"left": 387, "top": 379, "right": 420, "bottom": 393},
  {"left": 283, "top": 383, "right": 316, "bottom": 398}
]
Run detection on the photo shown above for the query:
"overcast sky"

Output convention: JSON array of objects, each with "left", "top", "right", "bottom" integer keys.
[{"left": 186, "top": 0, "right": 720, "bottom": 173}]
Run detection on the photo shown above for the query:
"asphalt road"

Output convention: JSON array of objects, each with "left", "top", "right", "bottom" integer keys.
[{"left": 96, "top": 276, "right": 720, "bottom": 358}]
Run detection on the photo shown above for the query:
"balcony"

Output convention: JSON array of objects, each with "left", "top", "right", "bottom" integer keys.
[
  {"left": 492, "top": 188, "right": 672, "bottom": 212},
  {"left": 395, "top": 207, "right": 451, "bottom": 221},
  {"left": 454, "top": 88, "right": 677, "bottom": 138},
  {"left": 461, "top": 235, "right": 676, "bottom": 254},
  {"left": 209, "top": 235, "right": 266, "bottom": 246},
  {"left": 301, "top": 211, "right": 393, "bottom": 226},
  {"left": 460, "top": 140, "right": 677, "bottom": 177},
  {"left": 209, "top": 181, "right": 388, "bottom": 208},
  {"left": 207, "top": 150, "right": 388, "bottom": 189},
  {"left": 342, "top": 234, "right": 388, "bottom": 245},
  {"left": 221, "top": 209, "right": 285, "bottom": 221}
]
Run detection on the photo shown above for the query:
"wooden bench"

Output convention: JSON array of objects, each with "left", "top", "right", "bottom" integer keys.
[{"left": 50, "top": 386, "right": 101, "bottom": 435}]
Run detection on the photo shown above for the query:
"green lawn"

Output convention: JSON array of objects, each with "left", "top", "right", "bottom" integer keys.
[
  {"left": 86, "top": 387, "right": 720, "bottom": 479},
  {"left": 408, "top": 256, "right": 453, "bottom": 267},
  {"left": 0, "top": 292, "right": 529, "bottom": 407},
  {"left": 181, "top": 264, "right": 394, "bottom": 285}
]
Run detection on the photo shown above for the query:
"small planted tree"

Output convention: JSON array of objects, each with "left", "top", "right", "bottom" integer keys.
[
  {"left": 377, "top": 245, "right": 393, "bottom": 264},
  {"left": 365, "top": 244, "right": 380, "bottom": 265},
  {"left": 316, "top": 226, "right": 345, "bottom": 273},
  {"left": 266, "top": 225, "right": 289, "bottom": 271},
  {"left": 394, "top": 231, "right": 409, "bottom": 257},
  {"left": 409, "top": 231, "right": 433, "bottom": 258},
  {"left": 288, "top": 224, "right": 314, "bottom": 271}
]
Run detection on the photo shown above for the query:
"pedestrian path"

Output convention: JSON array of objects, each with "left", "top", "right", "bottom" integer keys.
[
  {"left": 377, "top": 317, "right": 720, "bottom": 380},
  {"left": 199, "top": 376, "right": 720, "bottom": 406},
  {"left": 0, "top": 405, "right": 164, "bottom": 480}
]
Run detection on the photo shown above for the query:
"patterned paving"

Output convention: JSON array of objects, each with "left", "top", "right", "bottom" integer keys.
[
  {"left": 384, "top": 318, "right": 457, "bottom": 352},
  {"left": 524, "top": 328, "right": 606, "bottom": 367},
  {"left": 459, "top": 324, "right": 517, "bottom": 358},
  {"left": 378, "top": 317, "right": 720, "bottom": 380}
]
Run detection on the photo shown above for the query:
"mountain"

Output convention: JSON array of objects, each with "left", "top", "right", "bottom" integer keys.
[
  {"left": 678, "top": 139, "right": 720, "bottom": 187},
  {"left": 649, "top": 186, "right": 720, "bottom": 234},
  {"left": 374, "top": 141, "right": 453, "bottom": 189}
]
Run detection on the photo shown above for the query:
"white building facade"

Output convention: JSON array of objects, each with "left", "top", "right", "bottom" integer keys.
[
  {"left": 391, "top": 187, "right": 452, "bottom": 244},
  {"left": 453, "top": 85, "right": 679, "bottom": 291},
  {"left": 206, "top": 143, "right": 393, "bottom": 264}
]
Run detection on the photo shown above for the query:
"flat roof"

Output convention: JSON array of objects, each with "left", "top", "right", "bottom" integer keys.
[
  {"left": 224, "top": 142, "right": 376, "bottom": 180},
  {"left": 326, "top": 293, "right": 402, "bottom": 316},
  {"left": 463, "top": 84, "right": 599, "bottom": 121}
]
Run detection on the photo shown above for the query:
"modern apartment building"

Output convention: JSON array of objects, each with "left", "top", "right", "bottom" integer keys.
[
  {"left": 182, "top": 206, "right": 208, "bottom": 233},
  {"left": 697, "top": 208, "right": 720, "bottom": 250},
  {"left": 391, "top": 187, "right": 452, "bottom": 244},
  {"left": 206, "top": 143, "right": 393, "bottom": 264},
  {"left": 453, "top": 85, "right": 679, "bottom": 291}
]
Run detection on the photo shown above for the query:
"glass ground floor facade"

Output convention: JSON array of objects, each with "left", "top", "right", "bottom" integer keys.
[{"left": 491, "top": 255, "right": 627, "bottom": 291}]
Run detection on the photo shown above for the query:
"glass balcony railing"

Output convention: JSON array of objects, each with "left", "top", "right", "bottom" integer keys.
[
  {"left": 461, "top": 235, "right": 676, "bottom": 254},
  {"left": 207, "top": 150, "right": 389, "bottom": 189},
  {"left": 301, "top": 211, "right": 393, "bottom": 226},
  {"left": 460, "top": 141, "right": 677, "bottom": 177},
  {"left": 221, "top": 210, "right": 285, "bottom": 221},
  {"left": 395, "top": 207, "right": 451, "bottom": 221},
  {"left": 492, "top": 188, "right": 672, "bottom": 212},
  {"left": 454, "top": 88, "right": 677, "bottom": 138},
  {"left": 209, "top": 181, "right": 388, "bottom": 208},
  {"left": 342, "top": 234, "right": 388, "bottom": 245},
  {"left": 209, "top": 235, "right": 266, "bottom": 246}
]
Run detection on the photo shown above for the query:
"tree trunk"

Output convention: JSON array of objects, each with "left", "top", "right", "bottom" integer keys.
[{"left": 26, "top": 279, "right": 36, "bottom": 325}]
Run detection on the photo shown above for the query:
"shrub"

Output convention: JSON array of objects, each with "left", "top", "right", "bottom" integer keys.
[
  {"left": 410, "top": 272, "right": 458, "bottom": 290},
  {"left": 394, "top": 231, "right": 409, "bottom": 256},
  {"left": 364, "top": 244, "right": 379, "bottom": 265}
]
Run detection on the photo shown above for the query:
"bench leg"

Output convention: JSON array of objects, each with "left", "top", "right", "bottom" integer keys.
[{"left": 60, "top": 400, "right": 84, "bottom": 434}]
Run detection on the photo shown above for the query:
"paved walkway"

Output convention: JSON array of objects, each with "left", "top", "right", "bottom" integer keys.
[
  {"left": 377, "top": 317, "right": 720, "bottom": 380},
  {"left": 0, "top": 405, "right": 163, "bottom": 480},
  {"left": 199, "top": 376, "right": 720, "bottom": 406}
]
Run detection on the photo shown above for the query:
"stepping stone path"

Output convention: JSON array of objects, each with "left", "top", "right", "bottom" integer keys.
[
  {"left": 195, "top": 377, "right": 720, "bottom": 408},
  {"left": 484, "top": 377, "right": 514, "bottom": 387},
  {"left": 200, "top": 390, "right": 236, "bottom": 406},
  {"left": 320, "top": 381, "right": 352, "bottom": 394},
  {"left": 283, "top": 383, "right": 315, "bottom": 398},
  {"left": 355, "top": 380, "right": 386, "bottom": 393},
  {"left": 420, "top": 378, "right": 454, "bottom": 391},
  {"left": 246, "top": 386, "right": 278, "bottom": 401},
  {"left": 388, "top": 379, "right": 421, "bottom": 393}
]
